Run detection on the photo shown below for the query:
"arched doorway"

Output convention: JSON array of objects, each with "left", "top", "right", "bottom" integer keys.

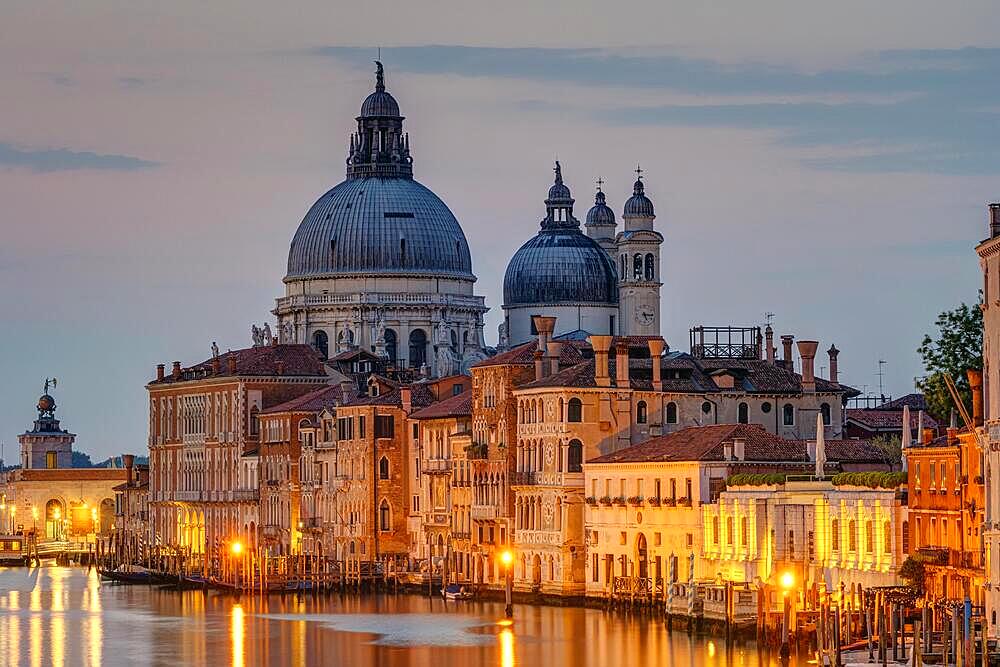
[
  {"left": 409, "top": 329, "right": 427, "bottom": 369},
  {"left": 45, "top": 499, "right": 64, "bottom": 540},
  {"left": 384, "top": 329, "right": 398, "bottom": 365},
  {"left": 313, "top": 330, "right": 329, "bottom": 359},
  {"left": 531, "top": 554, "right": 542, "bottom": 586},
  {"left": 636, "top": 533, "right": 648, "bottom": 579}
]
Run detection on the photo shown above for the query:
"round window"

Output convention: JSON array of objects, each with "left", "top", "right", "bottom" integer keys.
[
  {"left": 701, "top": 401, "right": 712, "bottom": 414},
  {"left": 761, "top": 402, "right": 772, "bottom": 414}
]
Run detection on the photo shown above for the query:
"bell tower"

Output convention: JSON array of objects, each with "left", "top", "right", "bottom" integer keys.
[
  {"left": 616, "top": 166, "right": 663, "bottom": 336},
  {"left": 19, "top": 379, "right": 75, "bottom": 469}
]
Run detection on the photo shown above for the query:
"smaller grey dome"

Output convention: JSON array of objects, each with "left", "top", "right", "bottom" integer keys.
[
  {"left": 548, "top": 181, "right": 571, "bottom": 201},
  {"left": 624, "top": 178, "right": 654, "bottom": 217},
  {"left": 586, "top": 190, "right": 616, "bottom": 226},
  {"left": 360, "top": 90, "right": 400, "bottom": 117}
]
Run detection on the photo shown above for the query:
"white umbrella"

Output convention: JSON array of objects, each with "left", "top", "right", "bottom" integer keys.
[{"left": 901, "top": 404, "right": 911, "bottom": 472}]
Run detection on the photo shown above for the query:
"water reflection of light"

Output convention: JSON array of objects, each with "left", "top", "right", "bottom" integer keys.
[
  {"left": 87, "top": 568, "right": 102, "bottom": 666},
  {"left": 499, "top": 627, "right": 515, "bottom": 667},
  {"left": 231, "top": 604, "right": 245, "bottom": 667},
  {"left": 707, "top": 640, "right": 716, "bottom": 658}
]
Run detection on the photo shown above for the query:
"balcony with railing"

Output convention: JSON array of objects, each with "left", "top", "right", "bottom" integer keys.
[
  {"left": 232, "top": 489, "right": 259, "bottom": 502},
  {"left": 175, "top": 490, "right": 203, "bottom": 502},
  {"left": 471, "top": 505, "right": 500, "bottom": 521},
  {"left": 423, "top": 511, "right": 450, "bottom": 527},
  {"left": 421, "top": 459, "right": 452, "bottom": 475}
]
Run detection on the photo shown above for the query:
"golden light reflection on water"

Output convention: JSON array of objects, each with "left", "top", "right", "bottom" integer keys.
[
  {"left": 499, "top": 626, "right": 515, "bottom": 667},
  {"left": 231, "top": 604, "right": 245, "bottom": 667},
  {"left": 87, "top": 569, "right": 103, "bottom": 667}
]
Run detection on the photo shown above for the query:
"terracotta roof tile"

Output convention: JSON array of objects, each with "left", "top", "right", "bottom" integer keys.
[
  {"left": 262, "top": 383, "right": 360, "bottom": 414},
  {"left": 150, "top": 344, "right": 328, "bottom": 384},
  {"left": 410, "top": 390, "right": 472, "bottom": 420},
  {"left": 845, "top": 409, "right": 939, "bottom": 431}
]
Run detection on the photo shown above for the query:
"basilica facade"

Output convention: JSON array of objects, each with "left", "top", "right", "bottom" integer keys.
[
  {"left": 274, "top": 63, "right": 489, "bottom": 377},
  {"left": 501, "top": 164, "right": 664, "bottom": 347}
]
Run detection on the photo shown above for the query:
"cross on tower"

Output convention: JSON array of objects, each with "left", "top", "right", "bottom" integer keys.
[
  {"left": 596, "top": 177, "right": 604, "bottom": 192},
  {"left": 635, "top": 164, "right": 644, "bottom": 180}
]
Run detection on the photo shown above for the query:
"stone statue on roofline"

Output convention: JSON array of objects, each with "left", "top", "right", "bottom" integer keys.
[{"left": 263, "top": 322, "right": 274, "bottom": 346}]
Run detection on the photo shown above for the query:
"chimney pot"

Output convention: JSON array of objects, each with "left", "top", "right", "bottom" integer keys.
[
  {"left": 532, "top": 315, "right": 557, "bottom": 357},
  {"left": 781, "top": 335, "right": 794, "bottom": 370},
  {"left": 156, "top": 364, "right": 165, "bottom": 381},
  {"left": 614, "top": 341, "right": 630, "bottom": 388},
  {"left": 990, "top": 203, "right": 1000, "bottom": 239},
  {"left": 733, "top": 437, "right": 745, "bottom": 461},
  {"left": 546, "top": 341, "right": 564, "bottom": 377},
  {"left": 797, "top": 340, "right": 819, "bottom": 393},
  {"left": 401, "top": 386, "right": 412, "bottom": 414},
  {"left": 533, "top": 349, "right": 545, "bottom": 382},
  {"left": 968, "top": 368, "right": 984, "bottom": 426},
  {"left": 211, "top": 356, "right": 221, "bottom": 375},
  {"left": 171, "top": 361, "right": 182, "bottom": 379},
  {"left": 765, "top": 326, "right": 775, "bottom": 365},
  {"left": 590, "top": 335, "right": 613, "bottom": 387},
  {"left": 648, "top": 338, "right": 665, "bottom": 391},
  {"left": 827, "top": 344, "right": 840, "bottom": 384}
]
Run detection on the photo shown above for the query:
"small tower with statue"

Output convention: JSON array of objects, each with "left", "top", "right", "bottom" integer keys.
[{"left": 19, "top": 379, "right": 75, "bottom": 469}]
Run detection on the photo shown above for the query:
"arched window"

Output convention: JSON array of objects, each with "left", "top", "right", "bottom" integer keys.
[
  {"left": 567, "top": 398, "right": 583, "bottom": 423},
  {"left": 884, "top": 521, "right": 892, "bottom": 553},
  {"left": 558, "top": 398, "right": 564, "bottom": 422},
  {"left": 820, "top": 402, "right": 831, "bottom": 426},
  {"left": 636, "top": 400, "right": 648, "bottom": 424},
  {"left": 633, "top": 254, "right": 643, "bottom": 280},
  {"left": 313, "top": 330, "right": 329, "bottom": 359},
  {"left": 249, "top": 406, "right": 260, "bottom": 437},
  {"left": 384, "top": 329, "right": 397, "bottom": 365},
  {"left": 644, "top": 253, "right": 655, "bottom": 281},
  {"left": 568, "top": 439, "right": 583, "bottom": 473},
  {"left": 782, "top": 403, "right": 795, "bottom": 426},
  {"left": 409, "top": 329, "right": 427, "bottom": 369},
  {"left": 620, "top": 254, "right": 626, "bottom": 278},
  {"left": 450, "top": 330, "right": 459, "bottom": 352},
  {"left": 379, "top": 499, "right": 391, "bottom": 531},
  {"left": 738, "top": 402, "right": 749, "bottom": 424},
  {"left": 378, "top": 456, "right": 390, "bottom": 480},
  {"left": 848, "top": 520, "right": 858, "bottom": 552},
  {"left": 666, "top": 402, "right": 678, "bottom": 424}
]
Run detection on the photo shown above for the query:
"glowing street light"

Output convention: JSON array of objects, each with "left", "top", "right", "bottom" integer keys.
[
  {"left": 230, "top": 541, "right": 244, "bottom": 591},
  {"left": 501, "top": 549, "right": 515, "bottom": 619},
  {"left": 779, "top": 570, "right": 795, "bottom": 659},
  {"left": 230, "top": 541, "right": 243, "bottom": 556},
  {"left": 780, "top": 570, "right": 795, "bottom": 592}
]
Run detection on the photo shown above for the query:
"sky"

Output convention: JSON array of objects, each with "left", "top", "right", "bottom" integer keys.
[{"left": 1, "top": 1, "right": 997, "bottom": 460}]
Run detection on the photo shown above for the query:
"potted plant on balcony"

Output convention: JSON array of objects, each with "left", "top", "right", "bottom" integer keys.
[
  {"left": 585, "top": 496, "right": 597, "bottom": 506},
  {"left": 677, "top": 496, "right": 692, "bottom": 507},
  {"left": 647, "top": 496, "right": 661, "bottom": 507},
  {"left": 627, "top": 496, "right": 644, "bottom": 506},
  {"left": 613, "top": 496, "right": 627, "bottom": 507},
  {"left": 599, "top": 495, "right": 613, "bottom": 506}
]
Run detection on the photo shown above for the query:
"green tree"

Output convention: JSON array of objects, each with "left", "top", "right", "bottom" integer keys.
[
  {"left": 916, "top": 299, "right": 982, "bottom": 423},
  {"left": 870, "top": 434, "right": 902, "bottom": 466}
]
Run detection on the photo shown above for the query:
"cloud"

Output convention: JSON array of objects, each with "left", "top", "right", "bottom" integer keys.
[
  {"left": 0, "top": 142, "right": 159, "bottom": 172},
  {"left": 314, "top": 45, "right": 1000, "bottom": 174}
]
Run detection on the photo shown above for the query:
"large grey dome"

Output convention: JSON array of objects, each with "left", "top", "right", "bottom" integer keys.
[
  {"left": 504, "top": 163, "right": 618, "bottom": 306},
  {"left": 286, "top": 177, "right": 474, "bottom": 280}
]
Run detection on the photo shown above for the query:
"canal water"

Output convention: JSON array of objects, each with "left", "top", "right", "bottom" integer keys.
[{"left": 0, "top": 565, "right": 803, "bottom": 666}]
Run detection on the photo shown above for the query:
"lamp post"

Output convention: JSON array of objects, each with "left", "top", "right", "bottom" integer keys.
[
  {"left": 53, "top": 507, "right": 62, "bottom": 541},
  {"left": 9, "top": 505, "right": 15, "bottom": 534},
  {"left": 779, "top": 570, "right": 795, "bottom": 660},
  {"left": 231, "top": 541, "right": 244, "bottom": 590},
  {"left": 501, "top": 549, "right": 514, "bottom": 619}
]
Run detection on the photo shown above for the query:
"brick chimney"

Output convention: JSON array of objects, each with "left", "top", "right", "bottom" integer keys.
[
  {"left": 781, "top": 335, "right": 794, "bottom": 370},
  {"left": 275, "top": 360, "right": 285, "bottom": 376},
  {"left": 211, "top": 356, "right": 221, "bottom": 375},
  {"left": 156, "top": 364, "right": 165, "bottom": 381},
  {"left": 227, "top": 355, "right": 237, "bottom": 375},
  {"left": 765, "top": 325, "right": 775, "bottom": 365},
  {"left": 546, "top": 341, "right": 563, "bottom": 377},
  {"left": 171, "top": 361, "right": 181, "bottom": 380},
  {"left": 990, "top": 202, "right": 1000, "bottom": 239},
  {"left": 732, "top": 437, "right": 745, "bottom": 461},
  {"left": 532, "top": 315, "right": 557, "bottom": 355},
  {"left": 648, "top": 338, "right": 665, "bottom": 391},
  {"left": 827, "top": 344, "right": 840, "bottom": 384},
  {"left": 533, "top": 349, "right": 546, "bottom": 382},
  {"left": 614, "top": 341, "right": 629, "bottom": 388},
  {"left": 797, "top": 340, "right": 819, "bottom": 393},
  {"left": 590, "top": 335, "right": 613, "bottom": 387},
  {"left": 401, "top": 386, "right": 412, "bottom": 414},
  {"left": 968, "top": 368, "right": 984, "bottom": 426},
  {"left": 123, "top": 453, "right": 135, "bottom": 484}
]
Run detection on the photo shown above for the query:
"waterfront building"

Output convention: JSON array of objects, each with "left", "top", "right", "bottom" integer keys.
[
  {"left": 507, "top": 314, "right": 858, "bottom": 595},
  {"left": 328, "top": 375, "right": 470, "bottom": 566},
  {"left": 904, "top": 376, "right": 986, "bottom": 606},
  {"left": 583, "top": 424, "right": 889, "bottom": 600},
  {"left": 1, "top": 388, "right": 125, "bottom": 540},
  {"left": 977, "top": 202, "right": 1000, "bottom": 636},
  {"left": 257, "top": 383, "right": 357, "bottom": 555},
  {"left": 408, "top": 390, "right": 473, "bottom": 576},
  {"left": 274, "top": 62, "right": 488, "bottom": 375},
  {"left": 501, "top": 165, "right": 663, "bottom": 347},
  {"left": 112, "top": 454, "right": 150, "bottom": 558},
  {"left": 146, "top": 343, "right": 329, "bottom": 557}
]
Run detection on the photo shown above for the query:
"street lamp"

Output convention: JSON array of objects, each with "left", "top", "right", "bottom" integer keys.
[
  {"left": 230, "top": 541, "right": 244, "bottom": 590},
  {"left": 53, "top": 507, "right": 62, "bottom": 541},
  {"left": 501, "top": 549, "right": 514, "bottom": 619},
  {"left": 8, "top": 505, "right": 15, "bottom": 534},
  {"left": 779, "top": 570, "right": 795, "bottom": 660}
]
